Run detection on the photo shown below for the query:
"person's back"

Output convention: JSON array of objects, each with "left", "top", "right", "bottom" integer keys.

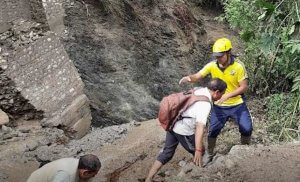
[
  {"left": 173, "top": 87, "right": 212, "bottom": 136},
  {"left": 27, "top": 158, "right": 79, "bottom": 182}
]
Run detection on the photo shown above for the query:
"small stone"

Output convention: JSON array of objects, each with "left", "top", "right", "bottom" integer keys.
[
  {"left": 0, "top": 59, "right": 6, "bottom": 63},
  {"left": 118, "top": 128, "right": 127, "bottom": 135},
  {"left": 29, "top": 31, "right": 34, "bottom": 38},
  {"left": 179, "top": 160, "right": 187, "bottom": 167},
  {"left": 164, "top": 171, "right": 170, "bottom": 177},
  {"left": 1, "top": 125, "right": 12, "bottom": 133},
  {"left": 0, "top": 65, "right": 8, "bottom": 70},
  {"left": 217, "top": 171, "right": 223, "bottom": 178},
  {"left": 3, "top": 133, "right": 18, "bottom": 140},
  {"left": 19, "top": 128, "right": 31, "bottom": 133},
  {"left": 20, "top": 35, "right": 26, "bottom": 41},
  {"left": 131, "top": 121, "right": 141, "bottom": 127}
]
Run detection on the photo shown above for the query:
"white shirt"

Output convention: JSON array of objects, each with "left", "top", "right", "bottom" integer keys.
[
  {"left": 27, "top": 158, "right": 93, "bottom": 182},
  {"left": 173, "top": 87, "right": 212, "bottom": 136}
]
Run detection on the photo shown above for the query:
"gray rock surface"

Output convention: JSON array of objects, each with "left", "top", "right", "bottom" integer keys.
[{"left": 0, "top": 109, "right": 9, "bottom": 125}]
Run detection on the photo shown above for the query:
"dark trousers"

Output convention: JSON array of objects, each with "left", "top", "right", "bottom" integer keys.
[
  {"left": 157, "top": 131, "right": 195, "bottom": 165},
  {"left": 208, "top": 102, "right": 253, "bottom": 138}
]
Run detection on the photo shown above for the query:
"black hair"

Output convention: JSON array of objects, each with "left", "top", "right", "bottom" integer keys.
[
  {"left": 207, "top": 78, "right": 227, "bottom": 93},
  {"left": 78, "top": 154, "right": 101, "bottom": 171}
]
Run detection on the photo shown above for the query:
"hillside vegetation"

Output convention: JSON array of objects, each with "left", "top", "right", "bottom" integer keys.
[{"left": 217, "top": 0, "right": 300, "bottom": 142}]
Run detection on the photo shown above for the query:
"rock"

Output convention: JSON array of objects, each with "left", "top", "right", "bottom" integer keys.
[
  {"left": 179, "top": 160, "right": 187, "bottom": 167},
  {"left": 211, "top": 154, "right": 225, "bottom": 169},
  {"left": 225, "top": 159, "right": 235, "bottom": 169},
  {"left": 3, "top": 133, "right": 18, "bottom": 140},
  {"left": 118, "top": 127, "right": 127, "bottom": 135},
  {"left": 71, "top": 115, "right": 92, "bottom": 139},
  {"left": 26, "top": 141, "right": 39, "bottom": 151},
  {"left": 0, "top": 109, "right": 9, "bottom": 125},
  {"left": 19, "top": 128, "right": 31, "bottom": 133},
  {"left": 1, "top": 125, "right": 12, "bottom": 133},
  {"left": 131, "top": 121, "right": 141, "bottom": 127},
  {"left": 164, "top": 170, "right": 171, "bottom": 177}
]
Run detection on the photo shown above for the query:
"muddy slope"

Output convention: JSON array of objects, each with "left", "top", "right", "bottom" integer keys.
[{"left": 62, "top": 0, "right": 210, "bottom": 127}]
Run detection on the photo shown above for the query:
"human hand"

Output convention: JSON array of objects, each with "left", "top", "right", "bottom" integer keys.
[
  {"left": 179, "top": 76, "right": 191, "bottom": 85},
  {"left": 215, "top": 94, "right": 230, "bottom": 105},
  {"left": 193, "top": 151, "right": 203, "bottom": 167}
]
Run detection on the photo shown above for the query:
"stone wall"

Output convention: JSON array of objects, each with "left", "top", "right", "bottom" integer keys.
[
  {"left": 0, "top": 0, "right": 32, "bottom": 33},
  {"left": 41, "top": 0, "right": 65, "bottom": 35},
  {"left": 0, "top": 0, "right": 65, "bottom": 35},
  {"left": 0, "top": 0, "right": 91, "bottom": 138}
]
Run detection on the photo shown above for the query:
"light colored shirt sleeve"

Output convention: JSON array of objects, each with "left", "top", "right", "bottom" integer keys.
[
  {"left": 194, "top": 102, "right": 211, "bottom": 125},
  {"left": 52, "top": 171, "right": 71, "bottom": 182}
]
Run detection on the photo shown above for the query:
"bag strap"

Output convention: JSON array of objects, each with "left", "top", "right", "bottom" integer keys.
[{"left": 170, "top": 92, "right": 211, "bottom": 130}]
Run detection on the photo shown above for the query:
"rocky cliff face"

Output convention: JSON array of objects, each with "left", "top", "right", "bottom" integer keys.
[{"left": 63, "top": 0, "right": 211, "bottom": 127}]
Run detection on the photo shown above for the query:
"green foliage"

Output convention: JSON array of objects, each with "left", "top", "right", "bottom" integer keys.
[
  {"left": 264, "top": 93, "right": 300, "bottom": 142},
  {"left": 223, "top": 0, "right": 300, "bottom": 96},
  {"left": 222, "top": 0, "right": 300, "bottom": 142}
]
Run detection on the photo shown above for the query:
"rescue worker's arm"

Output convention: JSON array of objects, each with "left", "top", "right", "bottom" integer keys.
[
  {"left": 216, "top": 79, "right": 248, "bottom": 104},
  {"left": 179, "top": 72, "right": 204, "bottom": 84},
  {"left": 194, "top": 122, "right": 205, "bottom": 167},
  {"left": 179, "top": 62, "right": 212, "bottom": 85}
]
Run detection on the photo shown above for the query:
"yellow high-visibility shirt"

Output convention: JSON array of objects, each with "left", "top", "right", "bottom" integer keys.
[{"left": 199, "top": 59, "right": 248, "bottom": 106}]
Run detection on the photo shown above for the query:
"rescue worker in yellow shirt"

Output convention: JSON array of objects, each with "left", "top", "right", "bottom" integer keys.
[{"left": 179, "top": 38, "right": 253, "bottom": 165}]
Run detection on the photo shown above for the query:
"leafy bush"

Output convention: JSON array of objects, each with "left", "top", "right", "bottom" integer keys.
[
  {"left": 223, "top": 0, "right": 300, "bottom": 96},
  {"left": 264, "top": 93, "right": 300, "bottom": 142}
]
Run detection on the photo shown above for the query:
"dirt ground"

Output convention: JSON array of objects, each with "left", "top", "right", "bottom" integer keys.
[
  {"left": 2, "top": 118, "right": 299, "bottom": 182},
  {"left": 93, "top": 119, "right": 300, "bottom": 182}
]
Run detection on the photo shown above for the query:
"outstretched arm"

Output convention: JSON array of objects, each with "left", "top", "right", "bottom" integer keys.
[
  {"left": 179, "top": 72, "right": 204, "bottom": 85},
  {"left": 193, "top": 122, "right": 205, "bottom": 167}
]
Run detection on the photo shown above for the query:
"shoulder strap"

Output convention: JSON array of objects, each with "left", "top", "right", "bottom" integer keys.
[{"left": 169, "top": 92, "right": 211, "bottom": 130}]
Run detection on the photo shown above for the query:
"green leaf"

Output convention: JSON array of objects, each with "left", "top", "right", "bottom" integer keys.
[
  {"left": 240, "top": 31, "right": 255, "bottom": 42},
  {"left": 255, "top": 0, "right": 275, "bottom": 13},
  {"left": 291, "top": 44, "right": 300, "bottom": 54},
  {"left": 289, "top": 25, "right": 295, "bottom": 35},
  {"left": 258, "top": 11, "right": 267, "bottom": 20},
  {"left": 259, "top": 33, "right": 278, "bottom": 53}
]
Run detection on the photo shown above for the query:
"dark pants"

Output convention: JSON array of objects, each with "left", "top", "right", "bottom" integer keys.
[
  {"left": 208, "top": 102, "right": 253, "bottom": 138},
  {"left": 157, "top": 131, "right": 195, "bottom": 165}
]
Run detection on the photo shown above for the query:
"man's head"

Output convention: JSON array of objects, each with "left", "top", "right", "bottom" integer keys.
[
  {"left": 212, "top": 38, "right": 232, "bottom": 66},
  {"left": 78, "top": 154, "right": 101, "bottom": 180},
  {"left": 207, "top": 78, "right": 227, "bottom": 101}
]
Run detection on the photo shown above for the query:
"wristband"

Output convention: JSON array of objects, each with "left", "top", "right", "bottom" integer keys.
[{"left": 195, "top": 148, "right": 204, "bottom": 153}]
